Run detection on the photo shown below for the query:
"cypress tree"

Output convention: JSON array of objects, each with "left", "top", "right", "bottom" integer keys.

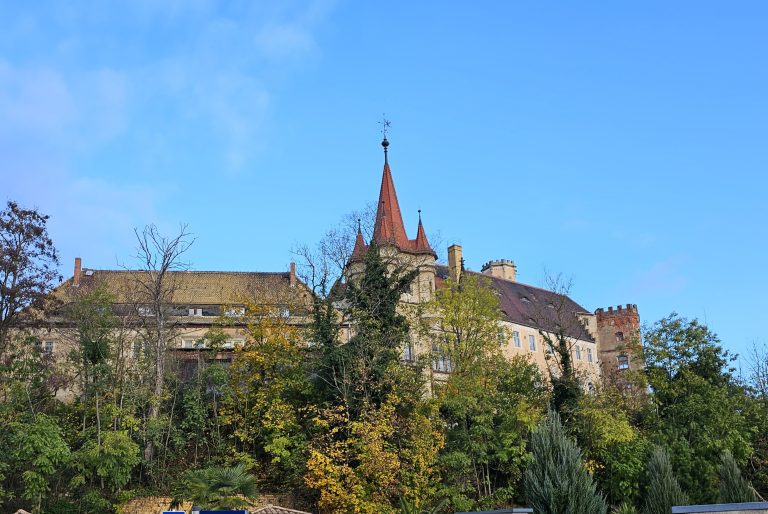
[
  {"left": 643, "top": 447, "right": 688, "bottom": 514},
  {"left": 718, "top": 451, "right": 759, "bottom": 503},
  {"left": 524, "top": 410, "right": 608, "bottom": 514}
]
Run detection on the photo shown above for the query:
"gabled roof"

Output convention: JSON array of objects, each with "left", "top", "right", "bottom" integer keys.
[
  {"left": 61, "top": 269, "right": 306, "bottom": 306},
  {"left": 435, "top": 265, "right": 595, "bottom": 342}
]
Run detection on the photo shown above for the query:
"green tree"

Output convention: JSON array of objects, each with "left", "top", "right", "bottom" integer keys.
[
  {"left": 222, "top": 304, "right": 312, "bottom": 491},
  {"left": 426, "top": 274, "right": 547, "bottom": 510},
  {"left": 172, "top": 464, "right": 258, "bottom": 510},
  {"left": 524, "top": 410, "right": 607, "bottom": 514},
  {"left": 642, "top": 314, "right": 754, "bottom": 502},
  {"left": 573, "top": 387, "right": 649, "bottom": 507},
  {"left": 718, "top": 451, "right": 760, "bottom": 503},
  {"left": 9, "top": 414, "right": 71, "bottom": 513},
  {"left": 304, "top": 243, "right": 443, "bottom": 513},
  {"left": 642, "top": 447, "right": 688, "bottom": 514}
]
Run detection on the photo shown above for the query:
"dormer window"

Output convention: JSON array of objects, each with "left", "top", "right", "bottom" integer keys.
[{"left": 521, "top": 296, "right": 531, "bottom": 303}]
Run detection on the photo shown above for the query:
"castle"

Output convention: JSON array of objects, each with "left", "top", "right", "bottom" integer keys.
[{"left": 36, "top": 136, "right": 640, "bottom": 393}]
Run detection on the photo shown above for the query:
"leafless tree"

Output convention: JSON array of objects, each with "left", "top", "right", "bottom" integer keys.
[
  {"left": 293, "top": 203, "right": 376, "bottom": 298},
  {"left": 747, "top": 341, "right": 768, "bottom": 398},
  {"left": 127, "top": 224, "right": 194, "bottom": 459}
]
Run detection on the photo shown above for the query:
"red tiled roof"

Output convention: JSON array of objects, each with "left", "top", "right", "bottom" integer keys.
[
  {"left": 372, "top": 161, "right": 410, "bottom": 248},
  {"left": 369, "top": 159, "right": 435, "bottom": 257}
]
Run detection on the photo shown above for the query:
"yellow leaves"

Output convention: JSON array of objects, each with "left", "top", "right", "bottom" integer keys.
[{"left": 304, "top": 399, "right": 444, "bottom": 514}]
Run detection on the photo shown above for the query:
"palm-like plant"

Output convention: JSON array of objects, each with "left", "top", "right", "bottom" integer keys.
[{"left": 172, "top": 464, "right": 258, "bottom": 510}]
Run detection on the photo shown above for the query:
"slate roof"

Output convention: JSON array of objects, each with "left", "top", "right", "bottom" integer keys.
[{"left": 435, "top": 265, "right": 595, "bottom": 342}]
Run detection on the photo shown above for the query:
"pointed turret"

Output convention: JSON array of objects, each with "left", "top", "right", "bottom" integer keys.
[
  {"left": 372, "top": 137, "right": 410, "bottom": 248},
  {"left": 370, "top": 137, "right": 436, "bottom": 257},
  {"left": 350, "top": 220, "right": 368, "bottom": 262},
  {"left": 414, "top": 210, "right": 431, "bottom": 252}
]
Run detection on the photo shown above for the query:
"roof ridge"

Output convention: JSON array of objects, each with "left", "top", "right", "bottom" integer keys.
[{"left": 81, "top": 269, "right": 289, "bottom": 275}]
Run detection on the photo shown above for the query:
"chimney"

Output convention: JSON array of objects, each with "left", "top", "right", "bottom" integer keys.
[
  {"left": 447, "top": 244, "right": 462, "bottom": 283},
  {"left": 73, "top": 257, "right": 82, "bottom": 287},
  {"left": 289, "top": 262, "right": 296, "bottom": 288},
  {"left": 481, "top": 259, "right": 517, "bottom": 282}
]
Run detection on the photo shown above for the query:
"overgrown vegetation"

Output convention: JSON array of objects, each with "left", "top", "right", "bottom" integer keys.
[{"left": 1, "top": 202, "right": 766, "bottom": 513}]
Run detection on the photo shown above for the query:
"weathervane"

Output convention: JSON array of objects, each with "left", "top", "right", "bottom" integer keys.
[
  {"left": 379, "top": 115, "right": 391, "bottom": 162},
  {"left": 379, "top": 115, "right": 391, "bottom": 139}
]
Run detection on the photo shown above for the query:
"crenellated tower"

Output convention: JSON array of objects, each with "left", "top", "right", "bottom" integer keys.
[{"left": 595, "top": 304, "right": 642, "bottom": 376}]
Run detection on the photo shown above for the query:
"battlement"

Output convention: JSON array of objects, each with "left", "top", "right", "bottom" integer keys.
[
  {"left": 481, "top": 259, "right": 516, "bottom": 270},
  {"left": 481, "top": 259, "right": 517, "bottom": 282},
  {"left": 595, "top": 304, "right": 639, "bottom": 318}
]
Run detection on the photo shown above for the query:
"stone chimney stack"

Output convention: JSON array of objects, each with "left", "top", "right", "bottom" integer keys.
[
  {"left": 447, "top": 244, "right": 463, "bottom": 283},
  {"left": 289, "top": 262, "right": 296, "bottom": 288},
  {"left": 481, "top": 259, "right": 517, "bottom": 282},
  {"left": 73, "top": 257, "right": 82, "bottom": 287}
]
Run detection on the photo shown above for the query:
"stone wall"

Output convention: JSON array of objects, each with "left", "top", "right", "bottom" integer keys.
[{"left": 118, "top": 494, "right": 296, "bottom": 514}]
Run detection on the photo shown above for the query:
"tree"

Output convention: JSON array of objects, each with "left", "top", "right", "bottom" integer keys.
[
  {"left": 572, "top": 387, "right": 649, "bottom": 507},
  {"left": 128, "top": 224, "right": 194, "bottom": 461},
  {"left": 64, "top": 287, "right": 116, "bottom": 441},
  {"left": 222, "top": 302, "right": 312, "bottom": 492},
  {"left": 319, "top": 241, "right": 419, "bottom": 414},
  {"left": 0, "top": 201, "right": 60, "bottom": 357},
  {"left": 8, "top": 414, "right": 71, "bottom": 513},
  {"left": 172, "top": 464, "right": 258, "bottom": 510},
  {"left": 642, "top": 314, "right": 754, "bottom": 502},
  {"left": 524, "top": 410, "right": 608, "bottom": 514},
  {"left": 425, "top": 274, "right": 548, "bottom": 510},
  {"left": 304, "top": 242, "right": 443, "bottom": 513},
  {"left": 642, "top": 447, "right": 688, "bottom": 514},
  {"left": 718, "top": 451, "right": 760, "bottom": 503}
]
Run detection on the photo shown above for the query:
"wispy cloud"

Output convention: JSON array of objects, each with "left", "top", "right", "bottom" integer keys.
[{"left": 1, "top": 0, "right": 335, "bottom": 267}]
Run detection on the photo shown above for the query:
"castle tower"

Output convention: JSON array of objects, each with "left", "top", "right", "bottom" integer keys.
[
  {"left": 595, "top": 304, "right": 642, "bottom": 377},
  {"left": 347, "top": 136, "right": 437, "bottom": 303}
]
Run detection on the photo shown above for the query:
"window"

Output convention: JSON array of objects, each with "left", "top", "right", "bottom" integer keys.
[
  {"left": 618, "top": 354, "right": 629, "bottom": 370},
  {"left": 528, "top": 334, "right": 536, "bottom": 351},
  {"left": 546, "top": 341, "right": 554, "bottom": 354},
  {"left": 182, "top": 339, "right": 202, "bottom": 349},
  {"left": 575, "top": 345, "right": 582, "bottom": 360},
  {"left": 403, "top": 342, "right": 414, "bottom": 362},
  {"left": 138, "top": 306, "right": 154, "bottom": 316},
  {"left": 512, "top": 331, "right": 521, "bottom": 348},
  {"left": 615, "top": 331, "right": 624, "bottom": 342},
  {"left": 587, "top": 347, "right": 593, "bottom": 363},
  {"left": 498, "top": 328, "right": 506, "bottom": 346},
  {"left": 188, "top": 308, "right": 203, "bottom": 316},
  {"left": 225, "top": 307, "right": 245, "bottom": 317},
  {"left": 432, "top": 344, "right": 452, "bottom": 373},
  {"left": 222, "top": 339, "right": 244, "bottom": 350},
  {"left": 42, "top": 341, "right": 54, "bottom": 355}
]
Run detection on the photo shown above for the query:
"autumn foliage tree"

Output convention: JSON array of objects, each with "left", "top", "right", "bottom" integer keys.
[{"left": 0, "top": 201, "right": 61, "bottom": 357}]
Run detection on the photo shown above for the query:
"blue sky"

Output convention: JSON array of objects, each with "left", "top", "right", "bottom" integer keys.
[{"left": 2, "top": 1, "right": 766, "bottom": 363}]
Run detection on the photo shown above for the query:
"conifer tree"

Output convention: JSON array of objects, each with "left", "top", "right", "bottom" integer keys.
[
  {"left": 643, "top": 447, "right": 688, "bottom": 514},
  {"left": 719, "top": 451, "right": 759, "bottom": 503},
  {"left": 524, "top": 410, "right": 608, "bottom": 514}
]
